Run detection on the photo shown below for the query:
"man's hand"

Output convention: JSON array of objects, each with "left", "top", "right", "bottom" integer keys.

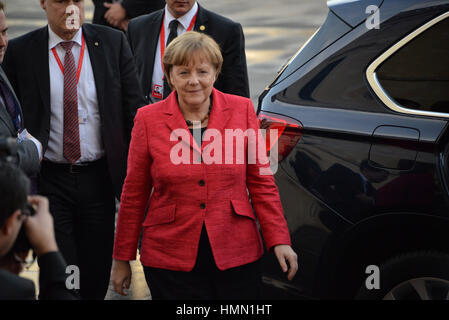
[
  {"left": 274, "top": 244, "right": 298, "bottom": 281},
  {"left": 119, "top": 19, "right": 130, "bottom": 31},
  {"left": 23, "top": 196, "right": 58, "bottom": 257},
  {"left": 104, "top": 2, "right": 127, "bottom": 28}
]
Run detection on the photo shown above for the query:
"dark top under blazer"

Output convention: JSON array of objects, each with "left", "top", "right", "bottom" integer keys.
[
  {"left": 126, "top": 4, "right": 250, "bottom": 102},
  {"left": 2, "top": 23, "right": 145, "bottom": 197},
  {"left": 0, "top": 252, "right": 78, "bottom": 300},
  {"left": 92, "top": 0, "right": 165, "bottom": 27},
  {"left": 0, "top": 67, "right": 39, "bottom": 176}
]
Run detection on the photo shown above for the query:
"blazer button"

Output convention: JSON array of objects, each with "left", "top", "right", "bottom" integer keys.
[
  {"left": 200, "top": 203, "right": 206, "bottom": 209},
  {"left": 199, "top": 180, "right": 205, "bottom": 186}
]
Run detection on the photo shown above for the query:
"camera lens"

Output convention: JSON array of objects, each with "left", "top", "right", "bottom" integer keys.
[{"left": 10, "top": 203, "right": 36, "bottom": 254}]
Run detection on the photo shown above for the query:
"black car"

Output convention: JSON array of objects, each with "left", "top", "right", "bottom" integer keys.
[{"left": 258, "top": 0, "right": 449, "bottom": 300}]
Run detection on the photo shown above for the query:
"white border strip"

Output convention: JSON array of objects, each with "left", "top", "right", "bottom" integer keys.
[{"left": 366, "top": 11, "right": 449, "bottom": 118}]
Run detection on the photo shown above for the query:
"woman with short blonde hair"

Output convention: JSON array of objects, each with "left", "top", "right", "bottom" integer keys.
[{"left": 111, "top": 31, "right": 298, "bottom": 300}]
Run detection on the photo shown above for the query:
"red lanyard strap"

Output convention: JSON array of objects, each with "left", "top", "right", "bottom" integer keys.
[
  {"left": 160, "top": 12, "right": 198, "bottom": 72},
  {"left": 51, "top": 35, "right": 86, "bottom": 84}
]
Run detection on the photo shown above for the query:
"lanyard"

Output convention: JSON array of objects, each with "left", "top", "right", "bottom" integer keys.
[
  {"left": 160, "top": 13, "right": 198, "bottom": 72},
  {"left": 51, "top": 35, "right": 86, "bottom": 84}
]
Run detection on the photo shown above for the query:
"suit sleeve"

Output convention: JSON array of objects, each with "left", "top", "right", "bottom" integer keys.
[
  {"left": 121, "top": 0, "right": 165, "bottom": 18},
  {"left": 118, "top": 31, "right": 145, "bottom": 142},
  {"left": 113, "top": 109, "right": 153, "bottom": 261},
  {"left": 37, "top": 251, "right": 79, "bottom": 300},
  {"left": 16, "top": 140, "right": 40, "bottom": 176},
  {"left": 92, "top": 0, "right": 106, "bottom": 5},
  {"left": 92, "top": 0, "right": 109, "bottom": 25},
  {"left": 245, "top": 100, "right": 291, "bottom": 251},
  {"left": 219, "top": 22, "right": 250, "bottom": 98},
  {"left": 0, "top": 270, "right": 36, "bottom": 300}
]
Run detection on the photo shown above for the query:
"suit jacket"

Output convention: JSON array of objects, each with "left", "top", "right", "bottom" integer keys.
[
  {"left": 2, "top": 23, "right": 145, "bottom": 197},
  {"left": 126, "top": 4, "right": 250, "bottom": 102},
  {"left": 92, "top": 0, "right": 165, "bottom": 27},
  {"left": 113, "top": 88, "right": 291, "bottom": 271},
  {"left": 0, "top": 252, "right": 78, "bottom": 300},
  {"left": 0, "top": 67, "right": 39, "bottom": 176}
]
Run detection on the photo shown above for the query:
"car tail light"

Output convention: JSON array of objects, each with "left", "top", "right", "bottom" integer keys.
[{"left": 258, "top": 111, "right": 303, "bottom": 162}]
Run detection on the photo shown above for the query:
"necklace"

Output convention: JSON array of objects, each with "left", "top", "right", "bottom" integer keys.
[{"left": 185, "top": 101, "right": 212, "bottom": 127}]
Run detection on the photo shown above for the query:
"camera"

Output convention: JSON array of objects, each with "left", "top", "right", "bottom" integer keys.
[
  {"left": 12, "top": 203, "right": 36, "bottom": 253},
  {"left": 0, "top": 136, "right": 17, "bottom": 164},
  {"left": 0, "top": 135, "right": 34, "bottom": 254}
]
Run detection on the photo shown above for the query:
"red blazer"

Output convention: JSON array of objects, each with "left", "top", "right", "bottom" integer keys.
[{"left": 113, "top": 88, "right": 291, "bottom": 271}]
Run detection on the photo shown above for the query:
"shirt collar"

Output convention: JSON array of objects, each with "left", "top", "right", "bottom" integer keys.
[
  {"left": 164, "top": 1, "right": 198, "bottom": 31},
  {"left": 48, "top": 25, "right": 83, "bottom": 50}
]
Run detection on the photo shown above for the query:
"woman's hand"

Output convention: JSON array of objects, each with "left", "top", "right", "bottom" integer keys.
[
  {"left": 111, "top": 259, "right": 132, "bottom": 296},
  {"left": 274, "top": 245, "right": 298, "bottom": 281}
]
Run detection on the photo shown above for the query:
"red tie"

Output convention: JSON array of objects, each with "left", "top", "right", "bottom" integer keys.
[{"left": 60, "top": 41, "right": 81, "bottom": 163}]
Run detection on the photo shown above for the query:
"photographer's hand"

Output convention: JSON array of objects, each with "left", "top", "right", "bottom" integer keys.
[{"left": 24, "top": 196, "right": 58, "bottom": 257}]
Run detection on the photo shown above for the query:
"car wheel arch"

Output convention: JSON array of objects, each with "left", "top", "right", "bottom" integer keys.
[{"left": 314, "top": 212, "right": 449, "bottom": 298}]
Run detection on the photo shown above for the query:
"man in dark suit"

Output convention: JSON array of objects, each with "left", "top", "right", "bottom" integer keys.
[
  {"left": 0, "top": 2, "right": 41, "bottom": 177},
  {"left": 3, "top": 0, "right": 144, "bottom": 299},
  {"left": 127, "top": 0, "right": 249, "bottom": 104},
  {"left": 0, "top": 163, "right": 77, "bottom": 300},
  {"left": 93, "top": 0, "right": 164, "bottom": 30}
]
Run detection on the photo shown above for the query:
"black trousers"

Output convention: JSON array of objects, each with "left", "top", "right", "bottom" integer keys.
[
  {"left": 143, "top": 225, "right": 262, "bottom": 300},
  {"left": 39, "top": 159, "right": 116, "bottom": 300}
]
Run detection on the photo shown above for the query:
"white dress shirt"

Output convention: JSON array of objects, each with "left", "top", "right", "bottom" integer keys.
[
  {"left": 150, "top": 2, "right": 199, "bottom": 103},
  {"left": 45, "top": 26, "right": 104, "bottom": 163}
]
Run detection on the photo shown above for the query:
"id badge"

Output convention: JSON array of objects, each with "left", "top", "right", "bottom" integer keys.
[
  {"left": 79, "top": 109, "right": 88, "bottom": 125},
  {"left": 152, "top": 84, "right": 163, "bottom": 100}
]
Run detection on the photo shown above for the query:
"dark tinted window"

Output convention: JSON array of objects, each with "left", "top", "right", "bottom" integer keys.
[{"left": 377, "top": 18, "right": 449, "bottom": 114}]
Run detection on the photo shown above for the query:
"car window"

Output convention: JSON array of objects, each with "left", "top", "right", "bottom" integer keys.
[{"left": 376, "top": 17, "right": 449, "bottom": 114}]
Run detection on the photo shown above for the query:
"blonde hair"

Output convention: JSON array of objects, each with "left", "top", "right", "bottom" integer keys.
[{"left": 163, "top": 31, "right": 223, "bottom": 88}]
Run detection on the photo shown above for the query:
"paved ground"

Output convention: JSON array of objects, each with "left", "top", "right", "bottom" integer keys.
[{"left": 7, "top": 0, "right": 328, "bottom": 299}]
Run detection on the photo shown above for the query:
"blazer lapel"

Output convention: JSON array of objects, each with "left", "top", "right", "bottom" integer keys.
[
  {"left": 32, "top": 27, "right": 51, "bottom": 116},
  {"left": 164, "top": 92, "right": 202, "bottom": 154},
  {"left": 142, "top": 10, "right": 164, "bottom": 97},
  {"left": 193, "top": 4, "right": 209, "bottom": 33},
  {"left": 82, "top": 24, "right": 106, "bottom": 117},
  {"left": 0, "top": 68, "right": 18, "bottom": 134},
  {"left": 0, "top": 67, "right": 21, "bottom": 113},
  {"left": 0, "top": 103, "right": 13, "bottom": 134}
]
